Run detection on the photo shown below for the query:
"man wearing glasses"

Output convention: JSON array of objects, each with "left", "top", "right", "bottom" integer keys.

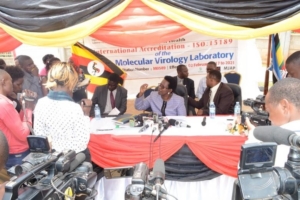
[{"left": 196, "top": 61, "right": 227, "bottom": 99}]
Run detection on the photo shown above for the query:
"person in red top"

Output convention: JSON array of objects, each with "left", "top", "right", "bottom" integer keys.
[{"left": 0, "top": 69, "right": 33, "bottom": 169}]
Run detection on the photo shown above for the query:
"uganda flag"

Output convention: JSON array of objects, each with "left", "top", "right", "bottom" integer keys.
[
  {"left": 269, "top": 33, "right": 287, "bottom": 82},
  {"left": 71, "top": 42, "right": 126, "bottom": 93}
]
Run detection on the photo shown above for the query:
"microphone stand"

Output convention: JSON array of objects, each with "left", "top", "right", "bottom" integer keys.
[{"left": 153, "top": 123, "right": 169, "bottom": 143}]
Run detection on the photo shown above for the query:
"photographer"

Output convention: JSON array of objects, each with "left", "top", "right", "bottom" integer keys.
[{"left": 246, "top": 78, "right": 300, "bottom": 167}]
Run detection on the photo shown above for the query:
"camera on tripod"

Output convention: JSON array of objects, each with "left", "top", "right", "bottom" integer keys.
[
  {"left": 233, "top": 140, "right": 300, "bottom": 200},
  {"left": 4, "top": 135, "right": 98, "bottom": 200},
  {"left": 243, "top": 95, "right": 271, "bottom": 126}
]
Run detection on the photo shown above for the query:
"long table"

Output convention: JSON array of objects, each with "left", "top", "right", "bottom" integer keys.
[{"left": 88, "top": 116, "right": 247, "bottom": 200}]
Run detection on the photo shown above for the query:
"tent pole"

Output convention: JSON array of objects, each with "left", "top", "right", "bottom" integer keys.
[{"left": 263, "top": 35, "right": 272, "bottom": 95}]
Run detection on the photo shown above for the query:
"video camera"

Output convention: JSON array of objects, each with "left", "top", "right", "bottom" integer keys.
[
  {"left": 233, "top": 126, "right": 300, "bottom": 200},
  {"left": 124, "top": 159, "right": 177, "bottom": 200},
  {"left": 4, "top": 135, "right": 98, "bottom": 200},
  {"left": 243, "top": 95, "right": 271, "bottom": 126}
]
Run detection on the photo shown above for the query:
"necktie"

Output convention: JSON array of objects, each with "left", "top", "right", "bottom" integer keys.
[
  {"left": 110, "top": 91, "right": 115, "bottom": 108},
  {"left": 207, "top": 90, "right": 212, "bottom": 107}
]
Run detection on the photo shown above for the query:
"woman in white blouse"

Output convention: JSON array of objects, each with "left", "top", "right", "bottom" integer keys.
[{"left": 34, "top": 62, "right": 92, "bottom": 161}]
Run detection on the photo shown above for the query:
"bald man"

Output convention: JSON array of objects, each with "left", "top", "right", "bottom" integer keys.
[
  {"left": 0, "top": 131, "right": 9, "bottom": 199},
  {"left": 247, "top": 78, "right": 300, "bottom": 167},
  {"left": 0, "top": 69, "right": 32, "bottom": 169}
]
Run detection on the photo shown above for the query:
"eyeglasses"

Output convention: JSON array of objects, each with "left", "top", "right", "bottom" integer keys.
[{"left": 158, "top": 83, "right": 168, "bottom": 89}]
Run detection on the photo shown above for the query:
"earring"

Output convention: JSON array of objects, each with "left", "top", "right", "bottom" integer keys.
[{"left": 168, "top": 92, "right": 170, "bottom": 95}]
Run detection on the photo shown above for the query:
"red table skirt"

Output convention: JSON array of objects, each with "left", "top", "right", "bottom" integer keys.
[{"left": 88, "top": 134, "right": 247, "bottom": 178}]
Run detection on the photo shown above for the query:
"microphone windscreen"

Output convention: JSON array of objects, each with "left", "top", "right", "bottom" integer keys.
[
  {"left": 168, "top": 119, "right": 176, "bottom": 126},
  {"left": 253, "top": 126, "right": 294, "bottom": 146},
  {"left": 68, "top": 153, "right": 86, "bottom": 172},
  {"left": 153, "top": 158, "right": 165, "bottom": 176}
]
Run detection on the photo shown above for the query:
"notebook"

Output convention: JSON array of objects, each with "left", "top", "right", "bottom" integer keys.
[{"left": 112, "top": 114, "right": 136, "bottom": 124}]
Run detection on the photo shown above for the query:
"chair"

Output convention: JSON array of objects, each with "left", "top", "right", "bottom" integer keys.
[
  {"left": 224, "top": 71, "right": 241, "bottom": 85},
  {"left": 143, "top": 86, "right": 156, "bottom": 113},
  {"left": 174, "top": 84, "right": 188, "bottom": 114},
  {"left": 226, "top": 83, "right": 242, "bottom": 107}
]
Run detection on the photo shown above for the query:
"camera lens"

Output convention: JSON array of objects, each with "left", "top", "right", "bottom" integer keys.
[{"left": 15, "top": 162, "right": 34, "bottom": 176}]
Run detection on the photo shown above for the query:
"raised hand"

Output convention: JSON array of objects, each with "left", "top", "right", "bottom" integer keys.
[{"left": 138, "top": 84, "right": 148, "bottom": 97}]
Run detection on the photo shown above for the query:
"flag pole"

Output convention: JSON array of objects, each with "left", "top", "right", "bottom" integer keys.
[{"left": 263, "top": 35, "right": 272, "bottom": 95}]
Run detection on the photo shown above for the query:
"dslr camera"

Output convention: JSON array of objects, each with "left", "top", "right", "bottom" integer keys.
[
  {"left": 233, "top": 142, "right": 300, "bottom": 200},
  {"left": 243, "top": 95, "right": 271, "bottom": 126},
  {"left": 4, "top": 135, "right": 98, "bottom": 200}
]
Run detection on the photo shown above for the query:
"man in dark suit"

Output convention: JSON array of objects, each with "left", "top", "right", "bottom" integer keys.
[
  {"left": 188, "top": 70, "right": 234, "bottom": 116},
  {"left": 91, "top": 73, "right": 127, "bottom": 115},
  {"left": 174, "top": 64, "right": 196, "bottom": 99}
]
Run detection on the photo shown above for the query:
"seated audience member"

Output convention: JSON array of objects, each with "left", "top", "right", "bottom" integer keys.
[
  {"left": 69, "top": 58, "right": 88, "bottom": 103},
  {"left": 40, "top": 57, "right": 60, "bottom": 96},
  {"left": 0, "top": 131, "right": 9, "bottom": 198},
  {"left": 135, "top": 76, "right": 186, "bottom": 116},
  {"left": 196, "top": 61, "right": 227, "bottom": 98},
  {"left": 34, "top": 63, "right": 91, "bottom": 161},
  {"left": 189, "top": 70, "right": 234, "bottom": 116},
  {"left": 246, "top": 78, "right": 300, "bottom": 167},
  {"left": 174, "top": 64, "right": 195, "bottom": 99},
  {"left": 0, "top": 59, "right": 6, "bottom": 69},
  {"left": 286, "top": 51, "right": 300, "bottom": 79},
  {"left": 18, "top": 55, "right": 43, "bottom": 99},
  {"left": 91, "top": 73, "right": 127, "bottom": 116},
  {"left": 0, "top": 69, "right": 32, "bottom": 169}
]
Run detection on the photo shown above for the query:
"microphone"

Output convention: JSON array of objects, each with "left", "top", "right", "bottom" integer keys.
[
  {"left": 151, "top": 159, "right": 165, "bottom": 200},
  {"left": 168, "top": 119, "right": 191, "bottom": 128},
  {"left": 201, "top": 116, "right": 206, "bottom": 126},
  {"left": 153, "top": 122, "right": 169, "bottom": 142},
  {"left": 68, "top": 153, "right": 86, "bottom": 172},
  {"left": 152, "top": 126, "right": 157, "bottom": 134},
  {"left": 139, "top": 124, "right": 149, "bottom": 133},
  {"left": 253, "top": 126, "right": 298, "bottom": 147},
  {"left": 152, "top": 159, "right": 165, "bottom": 185}
]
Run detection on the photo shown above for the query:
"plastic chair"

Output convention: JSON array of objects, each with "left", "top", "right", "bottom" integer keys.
[
  {"left": 224, "top": 71, "right": 241, "bottom": 85},
  {"left": 226, "top": 83, "right": 242, "bottom": 106},
  {"left": 174, "top": 84, "right": 188, "bottom": 114}
]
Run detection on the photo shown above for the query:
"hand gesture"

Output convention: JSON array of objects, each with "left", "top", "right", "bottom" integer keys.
[
  {"left": 23, "top": 89, "right": 37, "bottom": 100},
  {"left": 245, "top": 117, "right": 255, "bottom": 131},
  {"left": 196, "top": 109, "right": 204, "bottom": 116},
  {"left": 81, "top": 99, "right": 92, "bottom": 116},
  {"left": 139, "top": 84, "right": 148, "bottom": 97}
]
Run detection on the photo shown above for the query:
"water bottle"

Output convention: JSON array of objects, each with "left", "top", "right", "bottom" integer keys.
[
  {"left": 94, "top": 104, "right": 101, "bottom": 120},
  {"left": 209, "top": 102, "right": 216, "bottom": 119},
  {"left": 234, "top": 102, "right": 241, "bottom": 117}
]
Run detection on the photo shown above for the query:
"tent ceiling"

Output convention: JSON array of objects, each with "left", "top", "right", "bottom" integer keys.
[
  {"left": 0, "top": 0, "right": 300, "bottom": 52},
  {"left": 160, "top": 0, "right": 300, "bottom": 28},
  {"left": 0, "top": 0, "right": 122, "bottom": 32}
]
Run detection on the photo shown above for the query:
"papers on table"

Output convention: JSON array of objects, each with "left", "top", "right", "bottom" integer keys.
[{"left": 108, "top": 107, "right": 120, "bottom": 115}]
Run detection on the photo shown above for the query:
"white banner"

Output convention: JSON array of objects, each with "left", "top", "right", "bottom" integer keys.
[{"left": 83, "top": 32, "right": 238, "bottom": 79}]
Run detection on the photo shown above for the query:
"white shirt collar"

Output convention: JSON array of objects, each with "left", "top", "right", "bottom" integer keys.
[
  {"left": 281, "top": 120, "right": 300, "bottom": 132},
  {"left": 210, "top": 82, "right": 221, "bottom": 92}
]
